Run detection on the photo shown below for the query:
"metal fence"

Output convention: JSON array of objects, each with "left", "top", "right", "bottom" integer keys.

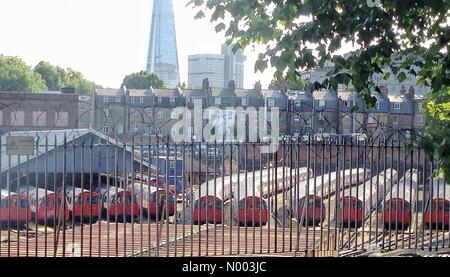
[{"left": 0, "top": 133, "right": 448, "bottom": 257}]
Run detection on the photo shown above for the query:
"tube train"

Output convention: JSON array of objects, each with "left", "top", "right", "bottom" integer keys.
[
  {"left": 18, "top": 187, "right": 69, "bottom": 224},
  {"left": 0, "top": 189, "right": 32, "bottom": 225},
  {"left": 290, "top": 168, "right": 370, "bottom": 226},
  {"left": 339, "top": 169, "right": 398, "bottom": 228},
  {"left": 60, "top": 187, "right": 101, "bottom": 222},
  {"left": 97, "top": 186, "right": 140, "bottom": 222},
  {"left": 192, "top": 167, "right": 311, "bottom": 225},
  {"left": 382, "top": 169, "right": 418, "bottom": 230},
  {"left": 129, "top": 182, "right": 175, "bottom": 218},
  {"left": 424, "top": 179, "right": 450, "bottom": 229}
]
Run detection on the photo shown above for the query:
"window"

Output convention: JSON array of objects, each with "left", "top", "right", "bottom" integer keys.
[
  {"left": 170, "top": 98, "right": 176, "bottom": 104},
  {"left": 170, "top": 161, "right": 175, "bottom": 169},
  {"left": 158, "top": 97, "right": 162, "bottom": 103},
  {"left": 417, "top": 115, "right": 423, "bottom": 123},
  {"left": 115, "top": 97, "right": 121, "bottom": 103},
  {"left": 294, "top": 114, "right": 300, "bottom": 121},
  {"left": 33, "top": 111, "right": 47, "bottom": 127},
  {"left": 144, "top": 127, "right": 152, "bottom": 134},
  {"left": 215, "top": 97, "right": 221, "bottom": 105},
  {"left": 241, "top": 98, "right": 248, "bottom": 106},
  {"left": 157, "top": 111, "right": 163, "bottom": 119},
  {"left": 11, "top": 110, "right": 25, "bottom": 126},
  {"left": 393, "top": 103, "right": 401, "bottom": 109},
  {"left": 55, "top": 111, "right": 69, "bottom": 127},
  {"left": 103, "top": 97, "right": 109, "bottom": 103},
  {"left": 392, "top": 115, "right": 399, "bottom": 125},
  {"left": 156, "top": 128, "right": 161, "bottom": 134},
  {"left": 268, "top": 99, "right": 275, "bottom": 107},
  {"left": 306, "top": 119, "right": 312, "bottom": 128},
  {"left": 103, "top": 126, "right": 110, "bottom": 134},
  {"left": 375, "top": 101, "right": 380, "bottom": 110},
  {"left": 406, "top": 131, "right": 411, "bottom": 140},
  {"left": 344, "top": 101, "right": 351, "bottom": 108},
  {"left": 131, "top": 97, "right": 135, "bottom": 104},
  {"left": 368, "top": 116, "right": 375, "bottom": 124},
  {"left": 139, "top": 97, "right": 144, "bottom": 104},
  {"left": 393, "top": 133, "right": 399, "bottom": 141},
  {"left": 0, "top": 110, "right": 3, "bottom": 126},
  {"left": 134, "top": 125, "right": 140, "bottom": 134},
  {"left": 319, "top": 100, "right": 326, "bottom": 107}
]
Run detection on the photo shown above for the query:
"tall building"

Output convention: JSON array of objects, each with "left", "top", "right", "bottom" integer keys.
[
  {"left": 221, "top": 44, "right": 246, "bottom": 89},
  {"left": 188, "top": 44, "right": 246, "bottom": 89},
  {"left": 188, "top": 54, "right": 225, "bottom": 88},
  {"left": 146, "top": 0, "right": 180, "bottom": 89}
]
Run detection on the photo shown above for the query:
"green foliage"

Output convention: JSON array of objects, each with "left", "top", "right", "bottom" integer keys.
[
  {"left": 123, "top": 71, "right": 165, "bottom": 90},
  {"left": 189, "top": 0, "right": 450, "bottom": 182},
  {"left": 0, "top": 56, "right": 99, "bottom": 95},
  {"left": 0, "top": 55, "right": 47, "bottom": 92},
  {"left": 268, "top": 75, "right": 305, "bottom": 91},
  {"left": 34, "top": 61, "right": 99, "bottom": 95}
]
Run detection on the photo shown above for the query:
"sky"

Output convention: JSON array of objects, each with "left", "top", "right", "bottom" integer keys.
[{"left": 0, "top": 0, "right": 274, "bottom": 89}]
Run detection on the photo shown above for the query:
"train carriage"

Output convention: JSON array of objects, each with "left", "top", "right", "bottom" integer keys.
[
  {"left": 129, "top": 182, "right": 175, "bottom": 218},
  {"left": 61, "top": 187, "right": 101, "bottom": 222},
  {"left": 18, "top": 187, "right": 69, "bottom": 224},
  {"left": 192, "top": 180, "right": 224, "bottom": 224},
  {"left": 232, "top": 181, "right": 268, "bottom": 227},
  {"left": 383, "top": 169, "right": 418, "bottom": 230},
  {"left": 424, "top": 179, "right": 450, "bottom": 229},
  {"left": 340, "top": 169, "right": 398, "bottom": 228},
  {"left": 98, "top": 186, "right": 140, "bottom": 222},
  {"left": 291, "top": 168, "right": 370, "bottom": 226},
  {"left": 0, "top": 189, "right": 32, "bottom": 226}
]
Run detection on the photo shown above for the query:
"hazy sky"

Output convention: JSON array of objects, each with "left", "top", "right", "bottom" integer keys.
[{"left": 0, "top": 0, "right": 274, "bottom": 89}]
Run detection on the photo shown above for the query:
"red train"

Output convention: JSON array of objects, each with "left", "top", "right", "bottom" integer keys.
[
  {"left": 233, "top": 182, "right": 268, "bottom": 227},
  {"left": 424, "top": 181, "right": 450, "bottom": 229},
  {"left": 295, "top": 195, "right": 326, "bottom": 226},
  {"left": 0, "top": 189, "right": 32, "bottom": 226},
  {"left": 130, "top": 183, "right": 175, "bottom": 218},
  {"left": 62, "top": 187, "right": 101, "bottom": 222},
  {"left": 98, "top": 186, "right": 140, "bottom": 222},
  {"left": 193, "top": 195, "right": 223, "bottom": 225},
  {"left": 18, "top": 187, "right": 69, "bottom": 224},
  {"left": 339, "top": 196, "right": 363, "bottom": 228},
  {"left": 383, "top": 170, "right": 417, "bottom": 230}
]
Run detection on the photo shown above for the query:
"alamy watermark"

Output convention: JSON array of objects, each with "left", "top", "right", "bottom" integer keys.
[{"left": 169, "top": 99, "right": 280, "bottom": 154}]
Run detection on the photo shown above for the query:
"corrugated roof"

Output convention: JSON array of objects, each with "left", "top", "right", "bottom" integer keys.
[{"left": 0, "top": 129, "right": 156, "bottom": 174}]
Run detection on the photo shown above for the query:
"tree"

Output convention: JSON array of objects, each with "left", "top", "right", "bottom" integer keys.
[
  {"left": 123, "top": 71, "right": 164, "bottom": 90},
  {"left": 34, "top": 62, "right": 99, "bottom": 95},
  {"left": 0, "top": 55, "right": 47, "bottom": 92},
  {"left": 268, "top": 77, "right": 305, "bottom": 91},
  {"left": 189, "top": 0, "right": 450, "bottom": 181}
]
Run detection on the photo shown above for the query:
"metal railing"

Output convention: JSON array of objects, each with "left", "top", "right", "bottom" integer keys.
[{"left": 0, "top": 133, "right": 448, "bottom": 257}]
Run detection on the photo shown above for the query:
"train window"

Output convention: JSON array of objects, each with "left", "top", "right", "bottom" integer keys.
[
  {"left": 356, "top": 201, "right": 363, "bottom": 209},
  {"left": 0, "top": 200, "right": 7, "bottom": 208},
  {"left": 404, "top": 202, "right": 411, "bottom": 211},
  {"left": 20, "top": 199, "right": 28, "bottom": 208},
  {"left": 75, "top": 196, "right": 82, "bottom": 205},
  {"left": 216, "top": 200, "right": 223, "bottom": 209},
  {"left": 444, "top": 202, "right": 450, "bottom": 212}
]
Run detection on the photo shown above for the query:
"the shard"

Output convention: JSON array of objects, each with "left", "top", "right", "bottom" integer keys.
[{"left": 146, "top": 0, "right": 180, "bottom": 89}]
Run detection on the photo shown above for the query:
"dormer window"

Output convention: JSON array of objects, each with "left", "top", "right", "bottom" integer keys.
[
  {"left": 103, "top": 97, "right": 109, "bottom": 103},
  {"left": 115, "top": 97, "right": 121, "bottom": 103},
  {"left": 268, "top": 99, "right": 275, "bottom": 107},
  {"left": 241, "top": 98, "right": 248, "bottom": 106},
  {"left": 170, "top": 97, "right": 176, "bottom": 104},
  {"left": 139, "top": 97, "right": 144, "bottom": 104},
  {"left": 375, "top": 101, "right": 380, "bottom": 110},
  {"left": 394, "top": 103, "right": 401, "bottom": 109},
  {"left": 131, "top": 97, "right": 135, "bottom": 104},
  {"left": 215, "top": 97, "right": 221, "bottom": 105},
  {"left": 319, "top": 100, "right": 326, "bottom": 107},
  {"left": 344, "top": 101, "right": 351, "bottom": 108}
]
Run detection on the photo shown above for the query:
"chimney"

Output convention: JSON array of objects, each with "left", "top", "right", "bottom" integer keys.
[
  {"left": 407, "top": 86, "right": 415, "bottom": 100},
  {"left": 380, "top": 85, "right": 388, "bottom": 99},
  {"left": 254, "top": 81, "right": 262, "bottom": 94},
  {"left": 202, "top": 78, "right": 210, "bottom": 92},
  {"left": 400, "top": 85, "right": 406, "bottom": 97},
  {"left": 280, "top": 84, "right": 288, "bottom": 94},
  {"left": 228, "top": 80, "right": 236, "bottom": 91},
  {"left": 61, "top": 86, "right": 75, "bottom": 94}
]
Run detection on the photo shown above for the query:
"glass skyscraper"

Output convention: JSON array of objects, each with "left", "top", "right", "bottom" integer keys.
[{"left": 146, "top": 0, "right": 180, "bottom": 89}]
